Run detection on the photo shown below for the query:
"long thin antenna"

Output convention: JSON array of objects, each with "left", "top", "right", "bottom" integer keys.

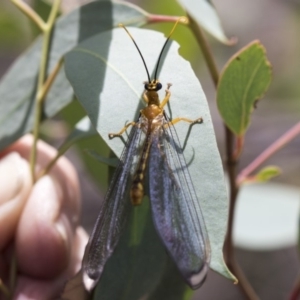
[
  {"left": 154, "top": 16, "right": 188, "bottom": 80},
  {"left": 119, "top": 24, "right": 151, "bottom": 83}
]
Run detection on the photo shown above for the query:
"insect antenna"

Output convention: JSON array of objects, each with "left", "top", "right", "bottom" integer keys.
[
  {"left": 119, "top": 24, "right": 151, "bottom": 83},
  {"left": 154, "top": 16, "right": 188, "bottom": 80}
]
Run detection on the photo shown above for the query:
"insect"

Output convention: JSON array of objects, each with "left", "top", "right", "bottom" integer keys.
[{"left": 82, "top": 18, "right": 211, "bottom": 291}]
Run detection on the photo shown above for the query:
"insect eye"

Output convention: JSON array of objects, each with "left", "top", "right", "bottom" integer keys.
[
  {"left": 144, "top": 83, "right": 149, "bottom": 90},
  {"left": 156, "top": 83, "right": 162, "bottom": 91}
]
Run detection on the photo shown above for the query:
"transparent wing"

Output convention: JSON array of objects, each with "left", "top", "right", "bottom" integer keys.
[
  {"left": 148, "top": 115, "right": 211, "bottom": 289},
  {"left": 82, "top": 123, "right": 145, "bottom": 290}
]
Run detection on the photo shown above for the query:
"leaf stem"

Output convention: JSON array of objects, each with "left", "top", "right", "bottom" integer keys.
[
  {"left": 10, "top": 0, "right": 46, "bottom": 31},
  {"left": 37, "top": 143, "right": 68, "bottom": 180},
  {"left": 187, "top": 14, "right": 219, "bottom": 87},
  {"left": 188, "top": 13, "right": 259, "bottom": 300},
  {"left": 237, "top": 121, "right": 300, "bottom": 184},
  {"left": 37, "top": 57, "right": 64, "bottom": 102},
  {"left": 147, "top": 14, "right": 187, "bottom": 24},
  {"left": 29, "top": 0, "right": 61, "bottom": 182}
]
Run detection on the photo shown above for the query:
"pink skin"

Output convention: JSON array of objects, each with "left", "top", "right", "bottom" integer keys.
[{"left": 0, "top": 135, "right": 88, "bottom": 300}]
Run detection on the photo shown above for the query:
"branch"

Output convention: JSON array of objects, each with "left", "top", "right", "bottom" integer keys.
[
  {"left": 29, "top": 0, "right": 61, "bottom": 182},
  {"left": 10, "top": 0, "right": 45, "bottom": 31},
  {"left": 237, "top": 121, "right": 300, "bottom": 184},
  {"left": 187, "top": 13, "right": 259, "bottom": 300},
  {"left": 147, "top": 14, "right": 187, "bottom": 24}
]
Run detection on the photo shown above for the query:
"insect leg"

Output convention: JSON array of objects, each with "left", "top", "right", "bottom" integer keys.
[
  {"left": 159, "top": 83, "right": 172, "bottom": 108},
  {"left": 165, "top": 117, "right": 203, "bottom": 128},
  {"left": 143, "top": 91, "right": 149, "bottom": 104},
  {"left": 108, "top": 121, "right": 136, "bottom": 139}
]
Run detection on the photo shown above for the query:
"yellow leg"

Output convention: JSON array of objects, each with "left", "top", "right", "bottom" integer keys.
[
  {"left": 159, "top": 83, "right": 172, "bottom": 108},
  {"left": 143, "top": 91, "right": 149, "bottom": 104},
  {"left": 108, "top": 121, "right": 136, "bottom": 139},
  {"left": 165, "top": 117, "right": 203, "bottom": 128}
]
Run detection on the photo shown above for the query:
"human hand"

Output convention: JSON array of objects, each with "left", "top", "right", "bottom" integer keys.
[{"left": 0, "top": 135, "right": 88, "bottom": 300}]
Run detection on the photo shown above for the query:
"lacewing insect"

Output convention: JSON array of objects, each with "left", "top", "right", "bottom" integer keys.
[{"left": 82, "top": 18, "right": 211, "bottom": 291}]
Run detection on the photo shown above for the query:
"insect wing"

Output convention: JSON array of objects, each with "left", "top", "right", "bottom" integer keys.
[
  {"left": 82, "top": 124, "right": 144, "bottom": 290},
  {"left": 148, "top": 117, "right": 211, "bottom": 289}
]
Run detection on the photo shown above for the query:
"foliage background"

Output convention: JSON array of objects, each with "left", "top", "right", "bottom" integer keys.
[{"left": 0, "top": 0, "right": 299, "bottom": 299}]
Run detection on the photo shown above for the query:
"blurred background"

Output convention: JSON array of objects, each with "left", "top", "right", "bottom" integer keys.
[{"left": 0, "top": 0, "right": 299, "bottom": 299}]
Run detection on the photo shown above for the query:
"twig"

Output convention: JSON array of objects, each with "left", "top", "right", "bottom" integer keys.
[
  {"left": 148, "top": 14, "right": 188, "bottom": 24},
  {"left": 187, "top": 14, "right": 219, "bottom": 87},
  {"left": 10, "top": 0, "right": 45, "bottom": 31},
  {"left": 237, "top": 121, "right": 300, "bottom": 184},
  {"left": 37, "top": 138, "right": 70, "bottom": 179},
  {"left": 37, "top": 57, "right": 64, "bottom": 102},
  {"left": 29, "top": 0, "right": 61, "bottom": 182},
  {"left": 187, "top": 13, "right": 259, "bottom": 300}
]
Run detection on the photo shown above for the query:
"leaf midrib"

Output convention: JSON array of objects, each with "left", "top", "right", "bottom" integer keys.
[{"left": 240, "top": 57, "right": 264, "bottom": 135}]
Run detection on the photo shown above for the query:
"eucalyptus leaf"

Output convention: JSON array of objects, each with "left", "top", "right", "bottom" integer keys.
[
  {"left": 93, "top": 197, "right": 168, "bottom": 300},
  {"left": 58, "top": 99, "right": 111, "bottom": 189},
  {"left": 148, "top": 256, "right": 193, "bottom": 300},
  {"left": 177, "top": 0, "right": 232, "bottom": 44},
  {"left": 0, "top": 0, "right": 149, "bottom": 150},
  {"left": 85, "top": 149, "right": 119, "bottom": 168},
  {"left": 58, "top": 116, "right": 98, "bottom": 154},
  {"left": 217, "top": 41, "right": 272, "bottom": 136},
  {"left": 65, "top": 27, "right": 235, "bottom": 295},
  {"left": 253, "top": 166, "right": 281, "bottom": 183}
]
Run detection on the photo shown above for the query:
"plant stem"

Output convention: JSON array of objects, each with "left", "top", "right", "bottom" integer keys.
[
  {"left": 29, "top": 0, "right": 61, "bottom": 182},
  {"left": 37, "top": 145, "right": 68, "bottom": 179},
  {"left": 10, "top": 0, "right": 45, "bottom": 31},
  {"left": 186, "top": 14, "right": 219, "bottom": 87},
  {"left": 188, "top": 13, "right": 259, "bottom": 300},
  {"left": 148, "top": 14, "right": 186, "bottom": 24},
  {"left": 37, "top": 57, "right": 64, "bottom": 102},
  {"left": 237, "top": 121, "right": 300, "bottom": 184}
]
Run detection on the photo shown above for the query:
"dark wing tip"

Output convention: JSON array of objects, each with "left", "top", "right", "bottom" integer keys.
[
  {"left": 187, "top": 263, "right": 209, "bottom": 290},
  {"left": 82, "top": 270, "right": 99, "bottom": 292}
]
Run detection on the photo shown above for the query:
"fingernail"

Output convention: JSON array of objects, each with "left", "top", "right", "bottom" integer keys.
[
  {"left": 36, "top": 176, "right": 69, "bottom": 246},
  {"left": 0, "top": 152, "right": 27, "bottom": 205}
]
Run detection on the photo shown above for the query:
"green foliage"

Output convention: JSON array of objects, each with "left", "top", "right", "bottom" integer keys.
[
  {"left": 0, "top": 0, "right": 148, "bottom": 150},
  {"left": 0, "top": 5, "right": 27, "bottom": 51},
  {"left": 253, "top": 166, "right": 281, "bottom": 183},
  {"left": 217, "top": 41, "right": 272, "bottom": 136},
  {"left": 85, "top": 149, "right": 119, "bottom": 168},
  {"left": 177, "top": 0, "right": 231, "bottom": 44},
  {"left": 64, "top": 28, "right": 235, "bottom": 292},
  {"left": 93, "top": 197, "right": 168, "bottom": 300},
  {"left": 1, "top": 0, "right": 285, "bottom": 299}
]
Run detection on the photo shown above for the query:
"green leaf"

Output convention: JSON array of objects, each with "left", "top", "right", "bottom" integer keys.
[
  {"left": 177, "top": 0, "right": 232, "bottom": 44},
  {"left": 252, "top": 166, "right": 281, "bottom": 183},
  {"left": 85, "top": 149, "right": 119, "bottom": 168},
  {"left": 65, "top": 27, "right": 235, "bottom": 297},
  {"left": 0, "top": 0, "right": 149, "bottom": 150},
  {"left": 93, "top": 197, "right": 168, "bottom": 300},
  {"left": 148, "top": 256, "right": 193, "bottom": 300},
  {"left": 217, "top": 41, "right": 272, "bottom": 136},
  {"left": 58, "top": 116, "right": 98, "bottom": 153},
  {"left": 58, "top": 99, "right": 111, "bottom": 189}
]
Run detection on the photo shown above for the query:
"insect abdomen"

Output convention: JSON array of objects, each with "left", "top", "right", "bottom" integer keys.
[{"left": 130, "top": 131, "right": 152, "bottom": 205}]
